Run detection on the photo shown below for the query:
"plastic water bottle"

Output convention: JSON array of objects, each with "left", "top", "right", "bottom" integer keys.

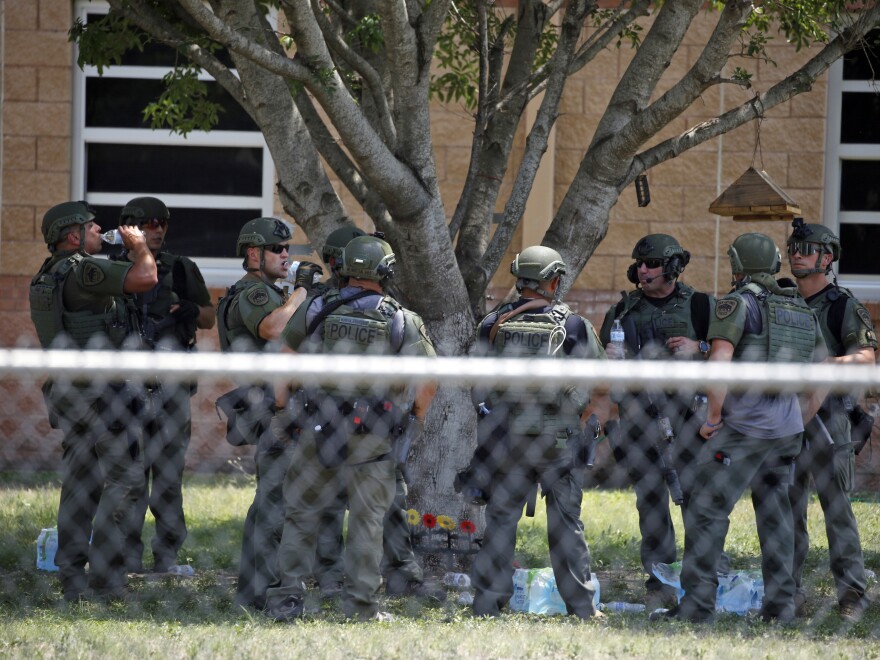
[
  {"left": 101, "top": 229, "right": 144, "bottom": 244},
  {"left": 283, "top": 261, "right": 323, "bottom": 285},
  {"left": 36, "top": 527, "right": 59, "bottom": 571},
  {"left": 601, "top": 601, "right": 646, "bottom": 613},
  {"left": 443, "top": 572, "right": 471, "bottom": 589},
  {"left": 610, "top": 319, "right": 626, "bottom": 358},
  {"left": 167, "top": 564, "right": 195, "bottom": 577}
]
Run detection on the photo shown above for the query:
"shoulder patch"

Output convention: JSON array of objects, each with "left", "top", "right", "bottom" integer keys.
[
  {"left": 857, "top": 307, "right": 874, "bottom": 329},
  {"left": 715, "top": 298, "right": 738, "bottom": 320},
  {"left": 81, "top": 261, "right": 105, "bottom": 287},
  {"left": 247, "top": 287, "right": 270, "bottom": 307}
]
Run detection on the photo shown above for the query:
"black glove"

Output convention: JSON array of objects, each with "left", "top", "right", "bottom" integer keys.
[
  {"left": 171, "top": 299, "right": 200, "bottom": 322},
  {"left": 294, "top": 261, "right": 323, "bottom": 292}
]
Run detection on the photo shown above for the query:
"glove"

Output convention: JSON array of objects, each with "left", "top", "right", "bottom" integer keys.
[
  {"left": 171, "top": 299, "right": 200, "bottom": 322},
  {"left": 294, "top": 261, "right": 323, "bottom": 292},
  {"left": 269, "top": 407, "right": 297, "bottom": 445}
]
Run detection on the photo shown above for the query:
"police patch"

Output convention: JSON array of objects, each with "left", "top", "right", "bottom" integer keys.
[
  {"left": 715, "top": 299, "right": 738, "bottom": 320},
  {"left": 857, "top": 307, "right": 874, "bottom": 330},
  {"left": 247, "top": 287, "right": 270, "bottom": 306},
  {"left": 82, "top": 262, "right": 105, "bottom": 286}
]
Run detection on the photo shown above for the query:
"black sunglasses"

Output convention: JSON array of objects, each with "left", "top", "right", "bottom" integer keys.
[
  {"left": 264, "top": 243, "right": 288, "bottom": 254},
  {"left": 635, "top": 258, "right": 664, "bottom": 269},
  {"left": 139, "top": 218, "right": 168, "bottom": 229}
]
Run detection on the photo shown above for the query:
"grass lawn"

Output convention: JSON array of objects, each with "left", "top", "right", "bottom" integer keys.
[{"left": 1, "top": 472, "right": 879, "bottom": 658}]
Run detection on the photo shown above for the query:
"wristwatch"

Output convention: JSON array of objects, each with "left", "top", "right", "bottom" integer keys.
[{"left": 699, "top": 340, "right": 710, "bottom": 357}]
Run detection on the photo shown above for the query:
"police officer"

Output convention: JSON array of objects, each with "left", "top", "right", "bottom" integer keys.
[
  {"left": 785, "top": 219, "right": 876, "bottom": 622},
  {"left": 469, "top": 245, "right": 604, "bottom": 619},
  {"left": 669, "top": 233, "right": 825, "bottom": 623},
  {"left": 29, "top": 201, "right": 157, "bottom": 601},
  {"left": 267, "top": 235, "right": 436, "bottom": 621},
  {"left": 114, "top": 197, "right": 215, "bottom": 574},
  {"left": 599, "top": 234, "right": 714, "bottom": 608},
  {"left": 216, "top": 217, "right": 321, "bottom": 610},
  {"left": 311, "top": 226, "right": 437, "bottom": 599}
]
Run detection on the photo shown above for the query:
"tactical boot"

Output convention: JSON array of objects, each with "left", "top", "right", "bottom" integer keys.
[{"left": 270, "top": 595, "right": 305, "bottom": 622}]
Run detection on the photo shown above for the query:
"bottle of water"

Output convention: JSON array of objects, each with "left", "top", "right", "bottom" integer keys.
[
  {"left": 601, "top": 601, "right": 646, "bottom": 613},
  {"left": 610, "top": 319, "right": 626, "bottom": 359},
  {"left": 283, "top": 261, "right": 323, "bottom": 286},
  {"left": 443, "top": 572, "right": 471, "bottom": 589},
  {"left": 101, "top": 229, "right": 144, "bottom": 244},
  {"left": 36, "top": 527, "right": 59, "bottom": 571}
]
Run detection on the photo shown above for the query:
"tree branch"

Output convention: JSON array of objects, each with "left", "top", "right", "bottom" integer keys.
[
  {"left": 629, "top": 5, "right": 880, "bottom": 187},
  {"left": 307, "top": 0, "right": 397, "bottom": 147}
]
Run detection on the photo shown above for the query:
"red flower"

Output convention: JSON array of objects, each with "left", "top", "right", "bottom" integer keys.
[
  {"left": 422, "top": 513, "right": 437, "bottom": 529},
  {"left": 460, "top": 520, "right": 477, "bottom": 534}
]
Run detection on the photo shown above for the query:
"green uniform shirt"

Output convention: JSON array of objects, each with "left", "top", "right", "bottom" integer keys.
[{"left": 217, "top": 273, "right": 286, "bottom": 352}]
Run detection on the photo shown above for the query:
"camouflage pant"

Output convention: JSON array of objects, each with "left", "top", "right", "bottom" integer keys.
[
  {"left": 471, "top": 455, "right": 595, "bottom": 618},
  {"left": 680, "top": 428, "right": 801, "bottom": 620},
  {"left": 267, "top": 433, "right": 395, "bottom": 618},
  {"left": 790, "top": 410, "right": 866, "bottom": 605}
]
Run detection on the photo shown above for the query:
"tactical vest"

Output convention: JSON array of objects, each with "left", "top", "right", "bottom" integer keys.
[
  {"left": 733, "top": 282, "right": 815, "bottom": 363},
  {"left": 488, "top": 301, "right": 580, "bottom": 435},
  {"left": 319, "top": 290, "right": 405, "bottom": 356},
  {"left": 136, "top": 253, "right": 196, "bottom": 349},
  {"left": 808, "top": 286, "right": 857, "bottom": 358},
  {"left": 216, "top": 279, "right": 274, "bottom": 352},
  {"left": 29, "top": 253, "right": 130, "bottom": 349},
  {"left": 492, "top": 303, "right": 572, "bottom": 358},
  {"left": 617, "top": 286, "right": 698, "bottom": 357}
]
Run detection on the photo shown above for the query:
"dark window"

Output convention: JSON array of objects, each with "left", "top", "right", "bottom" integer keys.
[
  {"left": 95, "top": 205, "right": 261, "bottom": 258},
  {"left": 86, "top": 144, "right": 263, "bottom": 196},
  {"left": 842, "top": 29, "right": 880, "bottom": 81},
  {"left": 840, "top": 161, "right": 880, "bottom": 212},
  {"left": 840, "top": 92, "right": 880, "bottom": 144},
  {"left": 839, "top": 224, "right": 880, "bottom": 275},
  {"left": 85, "top": 78, "right": 257, "bottom": 131}
]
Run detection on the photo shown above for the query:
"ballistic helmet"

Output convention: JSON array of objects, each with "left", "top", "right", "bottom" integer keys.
[
  {"left": 340, "top": 235, "right": 395, "bottom": 281},
  {"left": 631, "top": 234, "right": 684, "bottom": 260},
  {"left": 41, "top": 201, "right": 95, "bottom": 246},
  {"left": 786, "top": 218, "right": 840, "bottom": 276},
  {"left": 120, "top": 196, "right": 170, "bottom": 223},
  {"left": 728, "top": 232, "right": 781, "bottom": 276},
  {"left": 236, "top": 217, "right": 292, "bottom": 257},
  {"left": 322, "top": 226, "right": 366, "bottom": 266},
  {"left": 627, "top": 234, "right": 690, "bottom": 283},
  {"left": 510, "top": 246, "right": 567, "bottom": 282}
]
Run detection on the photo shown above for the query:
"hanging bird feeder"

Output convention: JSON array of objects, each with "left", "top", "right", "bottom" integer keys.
[{"left": 708, "top": 167, "right": 801, "bottom": 222}]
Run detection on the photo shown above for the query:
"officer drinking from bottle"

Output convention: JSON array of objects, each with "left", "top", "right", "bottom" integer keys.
[
  {"left": 29, "top": 200, "right": 157, "bottom": 602},
  {"left": 216, "top": 217, "right": 322, "bottom": 610}
]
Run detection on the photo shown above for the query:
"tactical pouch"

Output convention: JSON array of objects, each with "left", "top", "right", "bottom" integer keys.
[
  {"left": 215, "top": 385, "right": 274, "bottom": 447},
  {"left": 850, "top": 404, "right": 875, "bottom": 455}
]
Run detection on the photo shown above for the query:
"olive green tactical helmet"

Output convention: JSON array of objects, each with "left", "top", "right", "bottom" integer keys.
[
  {"left": 631, "top": 234, "right": 684, "bottom": 259},
  {"left": 322, "top": 226, "right": 366, "bottom": 266},
  {"left": 510, "top": 245, "right": 567, "bottom": 281},
  {"left": 787, "top": 217, "right": 840, "bottom": 273},
  {"left": 728, "top": 232, "right": 781, "bottom": 276},
  {"left": 236, "top": 217, "right": 292, "bottom": 256},
  {"left": 120, "top": 196, "right": 170, "bottom": 223},
  {"left": 42, "top": 201, "right": 95, "bottom": 245},
  {"left": 340, "top": 235, "right": 396, "bottom": 281}
]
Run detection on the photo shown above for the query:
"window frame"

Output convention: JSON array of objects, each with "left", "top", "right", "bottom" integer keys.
[
  {"left": 823, "top": 57, "right": 880, "bottom": 299},
  {"left": 71, "top": 0, "right": 276, "bottom": 287}
]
